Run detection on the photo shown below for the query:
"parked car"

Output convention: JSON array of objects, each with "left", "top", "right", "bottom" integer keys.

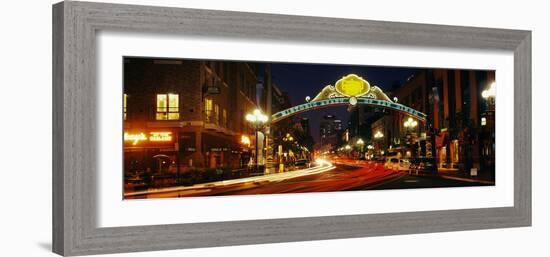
[
  {"left": 409, "top": 157, "right": 437, "bottom": 174},
  {"left": 295, "top": 159, "right": 309, "bottom": 168},
  {"left": 384, "top": 157, "right": 411, "bottom": 171}
]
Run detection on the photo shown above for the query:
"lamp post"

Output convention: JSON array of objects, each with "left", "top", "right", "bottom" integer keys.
[
  {"left": 481, "top": 81, "right": 496, "bottom": 179},
  {"left": 281, "top": 133, "right": 295, "bottom": 170},
  {"left": 367, "top": 144, "right": 374, "bottom": 160},
  {"left": 482, "top": 81, "right": 496, "bottom": 108},
  {"left": 282, "top": 133, "right": 294, "bottom": 142},
  {"left": 374, "top": 131, "right": 384, "bottom": 158},
  {"left": 356, "top": 138, "right": 365, "bottom": 159},
  {"left": 403, "top": 117, "right": 418, "bottom": 131},
  {"left": 344, "top": 144, "right": 351, "bottom": 158},
  {"left": 403, "top": 117, "right": 418, "bottom": 157},
  {"left": 245, "top": 109, "right": 269, "bottom": 172}
]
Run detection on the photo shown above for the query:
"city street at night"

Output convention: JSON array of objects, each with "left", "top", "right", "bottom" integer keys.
[
  {"left": 125, "top": 158, "right": 491, "bottom": 199},
  {"left": 123, "top": 57, "right": 496, "bottom": 199}
]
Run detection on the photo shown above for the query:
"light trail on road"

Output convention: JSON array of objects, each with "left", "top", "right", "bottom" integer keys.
[
  {"left": 124, "top": 158, "right": 335, "bottom": 198},
  {"left": 124, "top": 158, "right": 491, "bottom": 199}
]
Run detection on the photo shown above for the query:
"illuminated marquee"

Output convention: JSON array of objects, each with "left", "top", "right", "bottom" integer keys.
[
  {"left": 334, "top": 74, "right": 370, "bottom": 97},
  {"left": 270, "top": 74, "right": 427, "bottom": 124},
  {"left": 124, "top": 131, "right": 173, "bottom": 145}
]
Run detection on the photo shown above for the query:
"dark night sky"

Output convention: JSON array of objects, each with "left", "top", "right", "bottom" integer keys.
[{"left": 266, "top": 62, "right": 419, "bottom": 143}]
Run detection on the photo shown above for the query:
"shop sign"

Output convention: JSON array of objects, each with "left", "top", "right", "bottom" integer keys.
[
  {"left": 149, "top": 132, "right": 172, "bottom": 142},
  {"left": 124, "top": 132, "right": 147, "bottom": 145},
  {"left": 210, "top": 148, "right": 230, "bottom": 152},
  {"left": 124, "top": 131, "right": 173, "bottom": 146}
]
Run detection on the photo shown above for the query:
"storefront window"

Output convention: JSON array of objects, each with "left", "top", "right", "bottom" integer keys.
[
  {"left": 222, "top": 109, "right": 227, "bottom": 127},
  {"left": 156, "top": 93, "right": 179, "bottom": 120},
  {"left": 452, "top": 139, "right": 460, "bottom": 163},
  {"left": 440, "top": 146, "right": 447, "bottom": 168}
]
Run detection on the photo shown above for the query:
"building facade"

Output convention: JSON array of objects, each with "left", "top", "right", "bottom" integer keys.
[
  {"left": 319, "top": 114, "right": 343, "bottom": 151},
  {"left": 371, "top": 69, "right": 496, "bottom": 176},
  {"left": 123, "top": 58, "right": 259, "bottom": 176},
  {"left": 428, "top": 69, "right": 495, "bottom": 176}
]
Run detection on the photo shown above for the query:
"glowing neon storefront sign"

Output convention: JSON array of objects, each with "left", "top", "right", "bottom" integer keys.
[
  {"left": 124, "top": 132, "right": 147, "bottom": 145},
  {"left": 124, "top": 131, "right": 173, "bottom": 145},
  {"left": 149, "top": 132, "right": 172, "bottom": 142}
]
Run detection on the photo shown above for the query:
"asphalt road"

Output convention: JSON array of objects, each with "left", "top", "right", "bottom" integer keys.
[
  {"left": 127, "top": 160, "right": 490, "bottom": 199},
  {"left": 352, "top": 173, "right": 489, "bottom": 191}
]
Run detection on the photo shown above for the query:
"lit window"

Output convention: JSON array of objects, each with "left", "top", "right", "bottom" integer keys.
[
  {"left": 222, "top": 109, "right": 227, "bottom": 127},
  {"left": 214, "top": 104, "right": 220, "bottom": 125},
  {"left": 156, "top": 93, "right": 179, "bottom": 120},
  {"left": 123, "top": 94, "right": 127, "bottom": 120},
  {"left": 204, "top": 98, "right": 213, "bottom": 122},
  {"left": 481, "top": 117, "right": 487, "bottom": 126}
]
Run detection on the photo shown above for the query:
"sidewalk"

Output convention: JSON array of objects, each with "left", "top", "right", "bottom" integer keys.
[
  {"left": 125, "top": 162, "right": 335, "bottom": 197},
  {"left": 430, "top": 167, "right": 495, "bottom": 185}
]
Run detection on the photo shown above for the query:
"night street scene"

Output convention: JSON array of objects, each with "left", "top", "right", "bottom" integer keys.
[{"left": 123, "top": 57, "right": 496, "bottom": 199}]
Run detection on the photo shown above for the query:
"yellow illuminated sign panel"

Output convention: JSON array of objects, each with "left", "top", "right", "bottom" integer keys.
[{"left": 334, "top": 74, "right": 370, "bottom": 97}]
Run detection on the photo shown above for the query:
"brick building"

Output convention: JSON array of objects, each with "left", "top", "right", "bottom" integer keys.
[
  {"left": 376, "top": 69, "right": 495, "bottom": 176},
  {"left": 123, "top": 58, "right": 259, "bottom": 175}
]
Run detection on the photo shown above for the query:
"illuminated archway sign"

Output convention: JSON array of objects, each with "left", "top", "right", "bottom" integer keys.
[{"left": 270, "top": 74, "right": 427, "bottom": 124}]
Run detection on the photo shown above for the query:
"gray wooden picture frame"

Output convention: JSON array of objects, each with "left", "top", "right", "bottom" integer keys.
[{"left": 52, "top": 1, "right": 531, "bottom": 256}]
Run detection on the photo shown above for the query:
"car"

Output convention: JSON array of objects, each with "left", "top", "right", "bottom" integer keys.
[
  {"left": 384, "top": 157, "right": 411, "bottom": 171},
  {"left": 294, "top": 159, "right": 309, "bottom": 168},
  {"left": 409, "top": 157, "right": 437, "bottom": 174}
]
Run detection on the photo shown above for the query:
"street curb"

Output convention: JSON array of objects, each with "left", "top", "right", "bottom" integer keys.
[{"left": 411, "top": 172, "right": 494, "bottom": 185}]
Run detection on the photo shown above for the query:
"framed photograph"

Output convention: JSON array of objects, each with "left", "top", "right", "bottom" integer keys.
[{"left": 53, "top": 1, "right": 531, "bottom": 256}]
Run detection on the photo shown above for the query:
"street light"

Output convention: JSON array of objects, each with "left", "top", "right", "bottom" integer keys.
[
  {"left": 403, "top": 117, "right": 418, "bottom": 140},
  {"left": 282, "top": 133, "right": 294, "bottom": 142},
  {"left": 482, "top": 81, "right": 496, "bottom": 107},
  {"left": 245, "top": 109, "right": 269, "bottom": 124},
  {"left": 481, "top": 81, "right": 496, "bottom": 175},
  {"left": 245, "top": 109, "right": 269, "bottom": 172},
  {"left": 240, "top": 135, "right": 251, "bottom": 146},
  {"left": 366, "top": 144, "right": 374, "bottom": 160},
  {"left": 356, "top": 138, "right": 365, "bottom": 159},
  {"left": 403, "top": 117, "right": 419, "bottom": 157},
  {"left": 403, "top": 117, "right": 418, "bottom": 129},
  {"left": 373, "top": 131, "right": 384, "bottom": 158},
  {"left": 482, "top": 81, "right": 496, "bottom": 99}
]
